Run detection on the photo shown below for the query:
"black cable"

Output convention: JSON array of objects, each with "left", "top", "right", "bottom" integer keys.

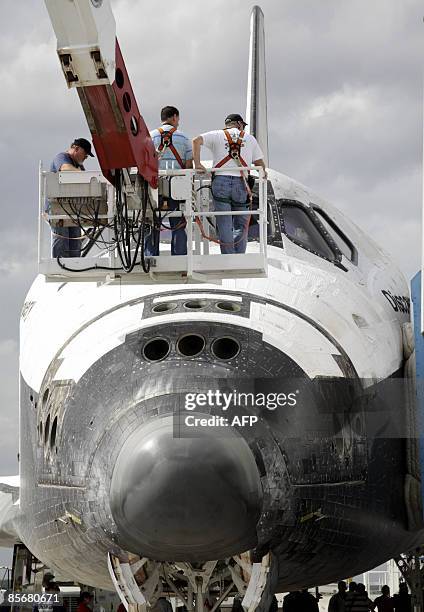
[
  {"left": 195, "top": 185, "right": 212, "bottom": 193},
  {"left": 67, "top": 203, "right": 116, "bottom": 253},
  {"left": 58, "top": 200, "right": 115, "bottom": 251},
  {"left": 57, "top": 201, "right": 92, "bottom": 241},
  {"left": 81, "top": 226, "right": 107, "bottom": 257},
  {"left": 131, "top": 210, "right": 142, "bottom": 241},
  {"left": 56, "top": 256, "right": 124, "bottom": 272},
  {"left": 140, "top": 178, "right": 151, "bottom": 273},
  {"left": 193, "top": 184, "right": 216, "bottom": 229},
  {"left": 112, "top": 170, "right": 148, "bottom": 273},
  {"left": 54, "top": 170, "right": 153, "bottom": 275},
  {"left": 114, "top": 170, "right": 133, "bottom": 271}
]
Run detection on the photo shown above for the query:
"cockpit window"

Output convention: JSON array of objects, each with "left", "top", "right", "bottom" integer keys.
[
  {"left": 313, "top": 207, "right": 357, "bottom": 263},
  {"left": 279, "top": 202, "right": 335, "bottom": 261}
]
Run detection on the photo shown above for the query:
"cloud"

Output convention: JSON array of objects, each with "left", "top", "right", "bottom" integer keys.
[{"left": 0, "top": 339, "right": 19, "bottom": 476}]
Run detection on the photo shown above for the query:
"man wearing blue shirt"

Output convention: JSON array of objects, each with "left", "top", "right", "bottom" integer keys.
[
  {"left": 49, "top": 138, "right": 94, "bottom": 258},
  {"left": 146, "top": 106, "right": 193, "bottom": 256}
]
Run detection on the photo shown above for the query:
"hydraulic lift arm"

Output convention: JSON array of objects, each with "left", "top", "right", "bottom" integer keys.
[
  {"left": 39, "top": 1, "right": 269, "bottom": 282},
  {"left": 44, "top": 0, "right": 158, "bottom": 274},
  {"left": 44, "top": 0, "right": 158, "bottom": 189}
]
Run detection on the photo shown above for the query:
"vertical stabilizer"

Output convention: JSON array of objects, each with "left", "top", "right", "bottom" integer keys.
[{"left": 246, "top": 6, "right": 269, "bottom": 166}]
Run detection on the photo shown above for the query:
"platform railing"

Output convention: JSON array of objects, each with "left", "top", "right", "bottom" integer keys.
[
  {"left": 38, "top": 164, "right": 268, "bottom": 283},
  {"left": 38, "top": 163, "right": 117, "bottom": 271}
]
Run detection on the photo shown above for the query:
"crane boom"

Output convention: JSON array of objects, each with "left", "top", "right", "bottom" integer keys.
[{"left": 44, "top": 0, "right": 158, "bottom": 188}]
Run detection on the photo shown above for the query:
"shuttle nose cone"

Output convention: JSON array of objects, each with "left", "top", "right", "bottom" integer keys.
[{"left": 110, "top": 417, "right": 262, "bottom": 561}]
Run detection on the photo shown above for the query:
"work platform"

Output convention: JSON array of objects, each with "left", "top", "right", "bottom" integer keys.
[{"left": 38, "top": 166, "right": 268, "bottom": 284}]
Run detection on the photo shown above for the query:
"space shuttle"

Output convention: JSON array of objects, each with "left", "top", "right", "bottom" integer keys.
[{"left": 0, "top": 2, "right": 421, "bottom": 611}]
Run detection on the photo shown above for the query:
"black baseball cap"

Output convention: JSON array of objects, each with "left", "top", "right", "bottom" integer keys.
[
  {"left": 225, "top": 114, "right": 248, "bottom": 127},
  {"left": 72, "top": 138, "right": 94, "bottom": 157}
]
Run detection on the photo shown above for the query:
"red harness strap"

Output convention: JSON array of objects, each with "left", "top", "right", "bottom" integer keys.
[
  {"left": 157, "top": 127, "right": 185, "bottom": 169},
  {"left": 215, "top": 129, "right": 252, "bottom": 202},
  {"left": 215, "top": 129, "right": 248, "bottom": 168}
]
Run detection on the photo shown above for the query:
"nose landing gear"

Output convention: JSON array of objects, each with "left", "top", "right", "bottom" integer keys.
[{"left": 107, "top": 551, "right": 277, "bottom": 612}]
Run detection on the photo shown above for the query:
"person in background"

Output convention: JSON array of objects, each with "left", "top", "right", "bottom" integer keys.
[
  {"left": 329, "top": 581, "right": 347, "bottom": 612},
  {"left": 34, "top": 574, "right": 64, "bottom": 612},
  {"left": 344, "top": 582, "right": 358, "bottom": 611},
  {"left": 76, "top": 591, "right": 94, "bottom": 612},
  {"left": 392, "top": 583, "right": 412, "bottom": 612},
  {"left": 373, "top": 586, "right": 394, "bottom": 612},
  {"left": 347, "top": 583, "right": 373, "bottom": 611},
  {"left": 297, "top": 590, "right": 319, "bottom": 612},
  {"left": 282, "top": 592, "right": 299, "bottom": 612}
]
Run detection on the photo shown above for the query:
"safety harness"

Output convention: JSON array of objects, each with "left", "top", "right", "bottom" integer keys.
[
  {"left": 215, "top": 129, "right": 248, "bottom": 169},
  {"left": 157, "top": 126, "right": 185, "bottom": 169},
  {"left": 202, "top": 129, "right": 253, "bottom": 249},
  {"left": 214, "top": 129, "right": 253, "bottom": 202}
]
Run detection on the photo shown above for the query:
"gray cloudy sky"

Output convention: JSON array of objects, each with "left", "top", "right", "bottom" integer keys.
[{"left": 0, "top": 0, "right": 421, "bottom": 537}]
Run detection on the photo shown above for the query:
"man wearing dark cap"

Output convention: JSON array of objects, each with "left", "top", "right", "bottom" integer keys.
[
  {"left": 193, "top": 115, "right": 266, "bottom": 254},
  {"left": 48, "top": 138, "right": 94, "bottom": 258}
]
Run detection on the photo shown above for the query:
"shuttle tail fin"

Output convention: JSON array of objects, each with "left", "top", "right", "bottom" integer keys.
[{"left": 246, "top": 5, "right": 269, "bottom": 167}]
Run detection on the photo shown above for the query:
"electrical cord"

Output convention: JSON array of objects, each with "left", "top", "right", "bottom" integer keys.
[{"left": 55, "top": 169, "right": 150, "bottom": 273}]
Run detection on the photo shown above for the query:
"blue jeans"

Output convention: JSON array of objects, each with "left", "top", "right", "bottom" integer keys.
[
  {"left": 212, "top": 176, "right": 248, "bottom": 254},
  {"left": 52, "top": 225, "right": 82, "bottom": 258},
  {"left": 145, "top": 198, "right": 187, "bottom": 256}
]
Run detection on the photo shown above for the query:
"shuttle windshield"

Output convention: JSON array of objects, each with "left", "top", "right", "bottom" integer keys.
[
  {"left": 279, "top": 203, "right": 335, "bottom": 261},
  {"left": 313, "top": 207, "right": 356, "bottom": 262}
]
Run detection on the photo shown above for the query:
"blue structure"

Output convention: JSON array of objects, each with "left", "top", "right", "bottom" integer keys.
[{"left": 412, "top": 271, "right": 424, "bottom": 513}]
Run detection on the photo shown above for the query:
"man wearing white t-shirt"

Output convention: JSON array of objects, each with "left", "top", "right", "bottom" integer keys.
[{"left": 193, "top": 114, "right": 266, "bottom": 254}]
